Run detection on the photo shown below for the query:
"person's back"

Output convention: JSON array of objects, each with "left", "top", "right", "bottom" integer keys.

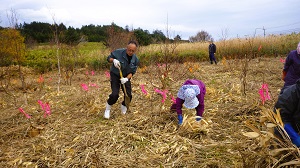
[
  {"left": 274, "top": 79, "right": 300, "bottom": 147},
  {"left": 275, "top": 81, "right": 300, "bottom": 126}
]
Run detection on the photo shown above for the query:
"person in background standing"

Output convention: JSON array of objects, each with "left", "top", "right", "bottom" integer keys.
[
  {"left": 208, "top": 40, "right": 217, "bottom": 64},
  {"left": 104, "top": 41, "right": 139, "bottom": 119},
  {"left": 281, "top": 41, "right": 300, "bottom": 93}
]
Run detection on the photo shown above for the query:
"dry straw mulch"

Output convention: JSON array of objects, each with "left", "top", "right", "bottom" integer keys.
[{"left": 1, "top": 57, "right": 299, "bottom": 167}]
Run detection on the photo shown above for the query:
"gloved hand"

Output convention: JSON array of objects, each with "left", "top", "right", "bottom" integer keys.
[
  {"left": 113, "top": 59, "right": 120, "bottom": 69},
  {"left": 293, "top": 136, "right": 300, "bottom": 147},
  {"left": 196, "top": 116, "right": 202, "bottom": 122},
  {"left": 178, "top": 115, "right": 183, "bottom": 125},
  {"left": 284, "top": 123, "right": 300, "bottom": 147},
  {"left": 120, "top": 77, "right": 128, "bottom": 84}
]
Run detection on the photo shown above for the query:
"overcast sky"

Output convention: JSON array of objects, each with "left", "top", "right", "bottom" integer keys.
[{"left": 0, "top": 0, "right": 299, "bottom": 40}]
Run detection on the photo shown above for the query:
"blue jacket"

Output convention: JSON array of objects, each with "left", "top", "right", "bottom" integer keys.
[{"left": 107, "top": 48, "right": 139, "bottom": 77}]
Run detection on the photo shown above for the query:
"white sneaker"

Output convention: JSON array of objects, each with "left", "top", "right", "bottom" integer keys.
[
  {"left": 104, "top": 110, "right": 110, "bottom": 119},
  {"left": 121, "top": 104, "right": 127, "bottom": 114},
  {"left": 104, "top": 103, "right": 111, "bottom": 119}
]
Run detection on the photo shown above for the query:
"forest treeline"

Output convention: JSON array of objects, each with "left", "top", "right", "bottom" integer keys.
[{"left": 0, "top": 21, "right": 185, "bottom": 47}]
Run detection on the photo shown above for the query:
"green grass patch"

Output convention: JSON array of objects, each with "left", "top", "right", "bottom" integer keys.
[{"left": 22, "top": 33, "right": 300, "bottom": 73}]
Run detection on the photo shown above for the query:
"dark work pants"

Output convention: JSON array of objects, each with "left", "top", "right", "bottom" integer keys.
[
  {"left": 209, "top": 52, "right": 217, "bottom": 64},
  {"left": 107, "top": 71, "right": 132, "bottom": 106}
]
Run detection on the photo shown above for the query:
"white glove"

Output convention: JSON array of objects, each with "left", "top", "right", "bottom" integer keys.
[
  {"left": 120, "top": 77, "right": 128, "bottom": 84},
  {"left": 113, "top": 59, "right": 120, "bottom": 69}
]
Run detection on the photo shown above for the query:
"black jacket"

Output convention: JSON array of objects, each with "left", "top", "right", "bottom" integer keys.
[
  {"left": 209, "top": 43, "right": 216, "bottom": 53},
  {"left": 275, "top": 79, "right": 300, "bottom": 131}
]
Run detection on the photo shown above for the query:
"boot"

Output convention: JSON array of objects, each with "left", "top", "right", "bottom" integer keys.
[
  {"left": 121, "top": 104, "right": 127, "bottom": 114},
  {"left": 178, "top": 115, "right": 183, "bottom": 125},
  {"left": 104, "top": 102, "right": 111, "bottom": 119},
  {"left": 196, "top": 116, "right": 202, "bottom": 122}
]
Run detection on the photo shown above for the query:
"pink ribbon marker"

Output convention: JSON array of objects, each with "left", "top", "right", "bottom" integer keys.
[
  {"left": 154, "top": 88, "right": 168, "bottom": 103},
  {"left": 259, "top": 83, "right": 271, "bottom": 105},
  {"left": 38, "top": 74, "right": 44, "bottom": 83},
  {"left": 140, "top": 84, "right": 148, "bottom": 95},
  {"left": 38, "top": 100, "right": 45, "bottom": 110},
  {"left": 81, "top": 83, "right": 89, "bottom": 91},
  {"left": 43, "top": 103, "right": 51, "bottom": 118},
  {"left": 105, "top": 71, "right": 110, "bottom": 78},
  {"left": 157, "top": 63, "right": 166, "bottom": 68},
  {"left": 89, "top": 83, "right": 99, "bottom": 88},
  {"left": 280, "top": 58, "right": 285, "bottom": 63},
  {"left": 91, "top": 71, "right": 95, "bottom": 76},
  {"left": 38, "top": 100, "right": 51, "bottom": 118},
  {"left": 258, "top": 45, "right": 262, "bottom": 51},
  {"left": 19, "top": 108, "right": 31, "bottom": 119},
  {"left": 171, "top": 95, "right": 176, "bottom": 103}
]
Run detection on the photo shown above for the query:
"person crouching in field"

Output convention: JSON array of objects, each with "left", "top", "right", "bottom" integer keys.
[
  {"left": 274, "top": 79, "right": 300, "bottom": 147},
  {"left": 170, "top": 79, "right": 206, "bottom": 125}
]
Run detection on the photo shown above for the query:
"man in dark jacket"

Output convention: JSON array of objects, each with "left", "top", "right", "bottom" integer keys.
[
  {"left": 104, "top": 41, "right": 139, "bottom": 119},
  {"left": 208, "top": 41, "right": 217, "bottom": 64},
  {"left": 274, "top": 79, "right": 300, "bottom": 147}
]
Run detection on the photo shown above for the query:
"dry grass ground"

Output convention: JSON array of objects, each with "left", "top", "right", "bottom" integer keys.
[{"left": 0, "top": 57, "right": 289, "bottom": 167}]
